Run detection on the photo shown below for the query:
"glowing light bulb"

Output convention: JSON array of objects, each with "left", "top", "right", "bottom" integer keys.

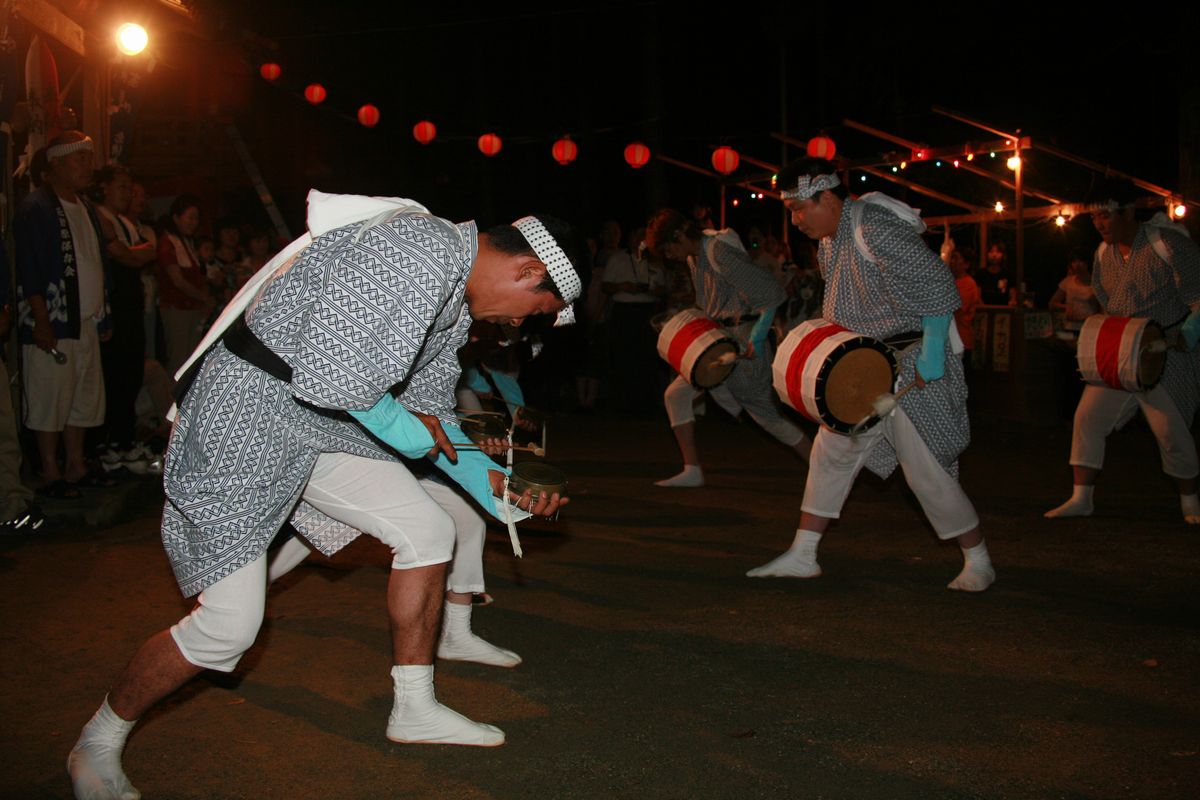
[
  {"left": 1055, "top": 215, "right": 1066, "bottom": 227},
  {"left": 891, "top": 166, "right": 898, "bottom": 173},
  {"left": 116, "top": 23, "right": 148, "bottom": 55},
  {"left": 989, "top": 151, "right": 996, "bottom": 158},
  {"left": 936, "top": 160, "right": 942, "bottom": 167},
  {"left": 900, "top": 161, "right": 908, "bottom": 170},
  {"left": 732, "top": 199, "right": 740, "bottom": 207},
  {"left": 1174, "top": 204, "right": 1187, "bottom": 218},
  {"left": 860, "top": 175, "right": 867, "bottom": 182},
  {"left": 966, "top": 153, "right": 975, "bottom": 161},
  {"left": 1007, "top": 155, "right": 1021, "bottom": 170},
  {"left": 952, "top": 159, "right": 960, "bottom": 168},
  {"left": 994, "top": 201, "right": 1005, "bottom": 213}
]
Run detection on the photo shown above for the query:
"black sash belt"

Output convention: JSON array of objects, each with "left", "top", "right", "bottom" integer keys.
[
  {"left": 883, "top": 330, "right": 923, "bottom": 349},
  {"left": 716, "top": 313, "right": 760, "bottom": 327},
  {"left": 173, "top": 316, "right": 293, "bottom": 404}
]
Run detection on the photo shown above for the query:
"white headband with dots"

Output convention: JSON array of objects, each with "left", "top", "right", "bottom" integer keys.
[
  {"left": 781, "top": 172, "right": 840, "bottom": 202},
  {"left": 47, "top": 136, "right": 94, "bottom": 160},
  {"left": 514, "top": 215, "right": 580, "bottom": 326}
]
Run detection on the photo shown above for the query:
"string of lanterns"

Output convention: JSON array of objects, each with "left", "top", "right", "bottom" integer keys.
[{"left": 258, "top": 61, "right": 835, "bottom": 173}]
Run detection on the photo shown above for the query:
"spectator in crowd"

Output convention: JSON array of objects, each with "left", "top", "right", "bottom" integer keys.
[
  {"left": 129, "top": 182, "right": 160, "bottom": 361},
  {"left": 236, "top": 227, "right": 274, "bottom": 286},
  {"left": 207, "top": 218, "right": 242, "bottom": 305},
  {"left": 603, "top": 226, "right": 665, "bottom": 414},
  {"left": 949, "top": 246, "right": 981, "bottom": 363},
  {"left": 1049, "top": 248, "right": 1100, "bottom": 333},
  {"left": 156, "top": 194, "right": 210, "bottom": 377},
  {"left": 13, "top": 132, "right": 112, "bottom": 498},
  {"left": 93, "top": 164, "right": 157, "bottom": 472},
  {"left": 0, "top": 245, "right": 43, "bottom": 531},
  {"left": 976, "top": 241, "right": 1016, "bottom": 305}
]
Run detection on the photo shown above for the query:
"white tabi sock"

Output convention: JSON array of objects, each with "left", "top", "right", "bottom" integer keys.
[
  {"left": 385, "top": 665, "right": 505, "bottom": 747},
  {"left": 437, "top": 601, "right": 522, "bottom": 668},
  {"left": 67, "top": 697, "right": 140, "bottom": 800},
  {"left": 746, "top": 529, "right": 823, "bottom": 578},
  {"left": 1044, "top": 484, "right": 1094, "bottom": 519},
  {"left": 655, "top": 464, "right": 704, "bottom": 488},
  {"left": 948, "top": 542, "right": 996, "bottom": 592},
  {"left": 1181, "top": 493, "right": 1200, "bottom": 524}
]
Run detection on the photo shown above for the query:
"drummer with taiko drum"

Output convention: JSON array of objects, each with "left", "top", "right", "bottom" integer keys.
[
  {"left": 645, "top": 209, "right": 811, "bottom": 488},
  {"left": 748, "top": 157, "right": 995, "bottom": 592},
  {"left": 1045, "top": 178, "right": 1200, "bottom": 524}
]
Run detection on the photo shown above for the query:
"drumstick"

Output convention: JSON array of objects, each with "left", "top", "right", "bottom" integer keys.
[
  {"left": 849, "top": 381, "right": 920, "bottom": 438},
  {"left": 457, "top": 443, "right": 546, "bottom": 457},
  {"left": 714, "top": 351, "right": 738, "bottom": 366}
]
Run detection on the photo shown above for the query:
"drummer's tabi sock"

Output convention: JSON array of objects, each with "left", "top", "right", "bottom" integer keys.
[
  {"left": 746, "top": 529, "right": 822, "bottom": 578},
  {"left": 386, "top": 665, "right": 505, "bottom": 747},
  {"left": 947, "top": 542, "right": 996, "bottom": 592},
  {"left": 1043, "top": 484, "right": 1094, "bottom": 518},
  {"left": 68, "top": 696, "right": 140, "bottom": 800},
  {"left": 655, "top": 464, "right": 704, "bottom": 488},
  {"left": 1181, "top": 493, "right": 1200, "bottom": 524},
  {"left": 437, "top": 601, "right": 522, "bottom": 668}
]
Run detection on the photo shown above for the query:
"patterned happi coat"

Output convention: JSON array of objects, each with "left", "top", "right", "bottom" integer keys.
[
  {"left": 818, "top": 198, "right": 967, "bottom": 479},
  {"left": 689, "top": 233, "right": 786, "bottom": 399},
  {"left": 1093, "top": 219, "right": 1200, "bottom": 424},
  {"left": 162, "top": 213, "right": 476, "bottom": 597}
]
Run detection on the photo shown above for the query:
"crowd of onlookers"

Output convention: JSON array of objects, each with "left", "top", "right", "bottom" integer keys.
[{"left": 1, "top": 129, "right": 278, "bottom": 531}]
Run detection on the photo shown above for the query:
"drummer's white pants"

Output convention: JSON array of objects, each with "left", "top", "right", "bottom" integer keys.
[
  {"left": 664, "top": 374, "right": 805, "bottom": 447},
  {"left": 171, "top": 453, "right": 459, "bottom": 672},
  {"left": 1070, "top": 384, "right": 1199, "bottom": 479},
  {"left": 802, "top": 407, "right": 979, "bottom": 539}
]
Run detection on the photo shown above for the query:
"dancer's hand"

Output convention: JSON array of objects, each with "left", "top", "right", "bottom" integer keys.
[
  {"left": 412, "top": 412, "right": 457, "bottom": 462},
  {"left": 488, "top": 470, "right": 570, "bottom": 516}
]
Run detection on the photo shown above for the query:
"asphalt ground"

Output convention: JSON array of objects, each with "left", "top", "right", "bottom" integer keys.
[{"left": 2, "top": 410, "right": 1197, "bottom": 799}]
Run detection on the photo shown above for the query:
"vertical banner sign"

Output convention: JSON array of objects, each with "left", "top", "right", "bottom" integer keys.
[
  {"left": 972, "top": 312, "right": 988, "bottom": 369},
  {"left": 108, "top": 67, "right": 144, "bottom": 164},
  {"left": 993, "top": 311, "right": 1010, "bottom": 373}
]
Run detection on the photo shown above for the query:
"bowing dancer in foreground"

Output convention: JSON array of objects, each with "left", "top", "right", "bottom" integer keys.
[
  {"left": 647, "top": 209, "right": 810, "bottom": 488},
  {"left": 748, "top": 158, "right": 995, "bottom": 591},
  {"left": 1045, "top": 179, "right": 1200, "bottom": 523},
  {"left": 68, "top": 194, "right": 580, "bottom": 800}
]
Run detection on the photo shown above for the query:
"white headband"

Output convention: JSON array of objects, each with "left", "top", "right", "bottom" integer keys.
[
  {"left": 513, "top": 215, "right": 580, "bottom": 327},
  {"left": 47, "top": 136, "right": 94, "bottom": 160},
  {"left": 1085, "top": 200, "right": 1122, "bottom": 214},
  {"left": 781, "top": 172, "right": 840, "bottom": 202}
]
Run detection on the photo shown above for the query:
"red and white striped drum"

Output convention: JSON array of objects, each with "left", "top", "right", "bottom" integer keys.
[
  {"left": 656, "top": 308, "right": 739, "bottom": 388},
  {"left": 1077, "top": 314, "right": 1166, "bottom": 392},
  {"left": 773, "top": 319, "right": 897, "bottom": 434}
]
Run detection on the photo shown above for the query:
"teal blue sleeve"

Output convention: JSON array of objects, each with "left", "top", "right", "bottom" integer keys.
[
  {"left": 348, "top": 395, "right": 435, "bottom": 459},
  {"left": 1182, "top": 308, "right": 1200, "bottom": 351},
  {"left": 749, "top": 307, "right": 776, "bottom": 354},
  {"left": 430, "top": 422, "right": 513, "bottom": 521},
  {"left": 463, "top": 366, "right": 491, "bottom": 395},
  {"left": 916, "top": 313, "right": 952, "bottom": 381},
  {"left": 487, "top": 370, "right": 526, "bottom": 410}
]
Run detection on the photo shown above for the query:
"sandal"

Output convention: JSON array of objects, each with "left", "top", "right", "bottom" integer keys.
[
  {"left": 36, "top": 480, "right": 82, "bottom": 500},
  {"left": 72, "top": 472, "right": 118, "bottom": 489}
]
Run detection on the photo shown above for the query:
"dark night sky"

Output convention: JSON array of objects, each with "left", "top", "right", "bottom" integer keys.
[{"left": 193, "top": 1, "right": 1194, "bottom": 262}]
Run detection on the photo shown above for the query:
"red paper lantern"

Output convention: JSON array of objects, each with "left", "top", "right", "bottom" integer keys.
[
  {"left": 624, "top": 141, "right": 651, "bottom": 169},
  {"left": 413, "top": 120, "right": 437, "bottom": 145},
  {"left": 259, "top": 63, "right": 282, "bottom": 82},
  {"left": 304, "top": 83, "right": 326, "bottom": 105},
  {"left": 711, "top": 146, "right": 739, "bottom": 175},
  {"left": 357, "top": 104, "right": 380, "bottom": 128},
  {"left": 552, "top": 138, "right": 578, "bottom": 166},
  {"left": 478, "top": 133, "right": 502, "bottom": 157},
  {"left": 806, "top": 136, "right": 836, "bottom": 160}
]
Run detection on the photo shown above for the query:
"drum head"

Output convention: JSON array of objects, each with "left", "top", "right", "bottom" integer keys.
[
  {"left": 821, "top": 347, "right": 895, "bottom": 432},
  {"left": 1139, "top": 323, "right": 1167, "bottom": 389},
  {"left": 691, "top": 341, "right": 738, "bottom": 388},
  {"left": 510, "top": 461, "right": 567, "bottom": 496},
  {"left": 459, "top": 414, "right": 508, "bottom": 443}
]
